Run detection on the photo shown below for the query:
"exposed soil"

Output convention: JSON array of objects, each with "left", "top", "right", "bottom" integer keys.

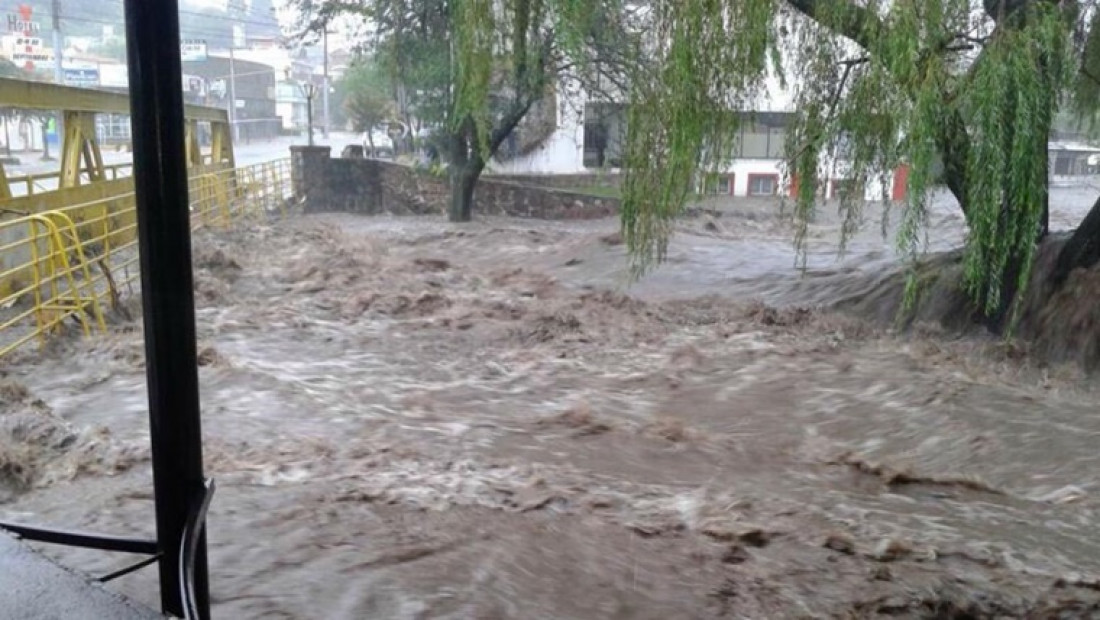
[{"left": 2, "top": 198, "right": 1100, "bottom": 618}]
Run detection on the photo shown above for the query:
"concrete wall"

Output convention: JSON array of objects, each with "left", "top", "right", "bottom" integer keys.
[{"left": 291, "top": 146, "right": 618, "bottom": 220}]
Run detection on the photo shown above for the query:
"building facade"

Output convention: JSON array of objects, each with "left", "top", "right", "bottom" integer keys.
[
  {"left": 489, "top": 73, "right": 909, "bottom": 201},
  {"left": 182, "top": 55, "right": 279, "bottom": 141}
]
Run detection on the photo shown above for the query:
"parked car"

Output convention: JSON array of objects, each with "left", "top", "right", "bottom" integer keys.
[
  {"left": 362, "top": 130, "right": 395, "bottom": 159},
  {"left": 341, "top": 144, "right": 365, "bottom": 159}
]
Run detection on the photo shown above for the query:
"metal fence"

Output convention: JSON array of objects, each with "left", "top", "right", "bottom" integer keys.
[{"left": 0, "top": 158, "right": 292, "bottom": 358}]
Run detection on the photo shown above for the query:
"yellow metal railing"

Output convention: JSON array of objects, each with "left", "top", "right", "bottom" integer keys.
[
  {"left": 0, "top": 158, "right": 293, "bottom": 358},
  {"left": 7, "top": 163, "right": 136, "bottom": 197}
]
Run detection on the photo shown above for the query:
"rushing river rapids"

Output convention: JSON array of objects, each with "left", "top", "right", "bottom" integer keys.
[{"left": 2, "top": 188, "right": 1100, "bottom": 617}]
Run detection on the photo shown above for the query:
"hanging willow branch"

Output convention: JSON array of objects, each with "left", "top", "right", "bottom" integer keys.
[{"left": 603, "top": 0, "right": 1085, "bottom": 323}]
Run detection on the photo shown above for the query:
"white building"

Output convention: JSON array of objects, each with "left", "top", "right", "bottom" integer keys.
[
  {"left": 229, "top": 43, "right": 313, "bottom": 131},
  {"left": 489, "top": 70, "right": 910, "bottom": 201}
]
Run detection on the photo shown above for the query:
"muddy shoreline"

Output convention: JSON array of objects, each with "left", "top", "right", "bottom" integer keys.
[{"left": 2, "top": 206, "right": 1100, "bottom": 618}]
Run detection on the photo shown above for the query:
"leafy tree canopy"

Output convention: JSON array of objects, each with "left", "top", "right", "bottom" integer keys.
[
  {"left": 609, "top": 0, "right": 1100, "bottom": 325},
  {"left": 341, "top": 58, "right": 396, "bottom": 139},
  {"left": 293, "top": 0, "right": 643, "bottom": 221}
]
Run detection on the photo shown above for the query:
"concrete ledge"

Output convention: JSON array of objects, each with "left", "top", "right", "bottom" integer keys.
[{"left": 0, "top": 531, "right": 162, "bottom": 619}]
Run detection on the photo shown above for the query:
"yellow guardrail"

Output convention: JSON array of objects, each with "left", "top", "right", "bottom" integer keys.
[
  {"left": 7, "top": 163, "right": 136, "bottom": 197},
  {"left": 0, "top": 158, "right": 293, "bottom": 358}
]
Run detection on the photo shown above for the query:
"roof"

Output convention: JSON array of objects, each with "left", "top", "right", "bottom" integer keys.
[{"left": 1049, "top": 141, "right": 1100, "bottom": 153}]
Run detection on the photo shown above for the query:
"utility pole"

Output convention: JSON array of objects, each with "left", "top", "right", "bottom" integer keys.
[
  {"left": 227, "top": 1, "right": 244, "bottom": 141},
  {"left": 322, "top": 22, "right": 330, "bottom": 139},
  {"left": 229, "top": 42, "right": 238, "bottom": 141},
  {"left": 50, "top": 0, "right": 62, "bottom": 83},
  {"left": 50, "top": 0, "right": 63, "bottom": 150}
]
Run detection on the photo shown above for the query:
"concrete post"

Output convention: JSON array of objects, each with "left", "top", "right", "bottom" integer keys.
[{"left": 290, "top": 145, "right": 331, "bottom": 209}]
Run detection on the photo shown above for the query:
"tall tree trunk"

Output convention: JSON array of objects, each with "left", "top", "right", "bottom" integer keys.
[
  {"left": 1052, "top": 194, "right": 1100, "bottom": 287},
  {"left": 447, "top": 126, "right": 484, "bottom": 223},
  {"left": 450, "top": 165, "right": 480, "bottom": 222}
]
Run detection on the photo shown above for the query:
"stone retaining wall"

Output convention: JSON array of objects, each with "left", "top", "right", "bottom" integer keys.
[{"left": 291, "top": 147, "right": 618, "bottom": 220}]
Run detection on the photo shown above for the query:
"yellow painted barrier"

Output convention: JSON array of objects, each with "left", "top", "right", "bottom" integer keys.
[
  {"left": 5, "top": 163, "right": 135, "bottom": 198},
  {"left": 0, "top": 158, "right": 293, "bottom": 359}
]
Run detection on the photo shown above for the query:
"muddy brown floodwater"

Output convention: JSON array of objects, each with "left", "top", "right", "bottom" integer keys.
[{"left": 3, "top": 191, "right": 1100, "bottom": 618}]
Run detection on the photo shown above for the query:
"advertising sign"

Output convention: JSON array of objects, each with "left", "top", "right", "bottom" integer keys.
[
  {"left": 6, "top": 5, "right": 38, "bottom": 35},
  {"left": 63, "top": 67, "right": 99, "bottom": 87},
  {"left": 7, "top": 4, "right": 41, "bottom": 70},
  {"left": 181, "top": 39, "right": 207, "bottom": 62}
]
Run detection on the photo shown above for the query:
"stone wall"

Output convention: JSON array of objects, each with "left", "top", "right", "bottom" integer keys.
[
  {"left": 482, "top": 172, "right": 622, "bottom": 192},
  {"left": 291, "top": 147, "right": 618, "bottom": 220}
]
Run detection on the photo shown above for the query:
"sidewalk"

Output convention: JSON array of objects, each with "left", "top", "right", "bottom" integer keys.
[{"left": 0, "top": 531, "right": 161, "bottom": 619}]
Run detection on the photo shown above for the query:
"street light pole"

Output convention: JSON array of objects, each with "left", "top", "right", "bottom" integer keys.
[
  {"left": 306, "top": 85, "right": 315, "bottom": 146},
  {"left": 289, "top": 68, "right": 316, "bottom": 147}
]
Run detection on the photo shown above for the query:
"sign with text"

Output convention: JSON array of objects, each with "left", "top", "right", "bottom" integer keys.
[
  {"left": 6, "top": 5, "right": 38, "bottom": 34},
  {"left": 7, "top": 4, "right": 39, "bottom": 70},
  {"left": 180, "top": 39, "right": 207, "bottom": 62},
  {"left": 63, "top": 67, "right": 99, "bottom": 87}
]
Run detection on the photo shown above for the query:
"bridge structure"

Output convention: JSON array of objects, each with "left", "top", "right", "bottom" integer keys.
[{"left": 0, "top": 77, "right": 293, "bottom": 359}]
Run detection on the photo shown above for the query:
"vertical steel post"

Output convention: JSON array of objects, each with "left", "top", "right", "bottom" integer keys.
[
  {"left": 122, "top": 0, "right": 210, "bottom": 618},
  {"left": 307, "top": 89, "right": 315, "bottom": 146}
]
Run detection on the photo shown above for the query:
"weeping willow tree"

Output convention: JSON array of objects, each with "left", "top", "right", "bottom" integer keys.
[
  {"left": 296, "top": 0, "right": 641, "bottom": 222},
  {"left": 603, "top": 0, "right": 1100, "bottom": 330}
]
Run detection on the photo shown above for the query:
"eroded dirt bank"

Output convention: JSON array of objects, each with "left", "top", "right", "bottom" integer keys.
[{"left": 2, "top": 208, "right": 1100, "bottom": 618}]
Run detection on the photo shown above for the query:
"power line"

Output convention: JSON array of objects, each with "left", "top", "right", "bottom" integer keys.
[
  {"left": 62, "top": 11, "right": 281, "bottom": 35},
  {"left": 54, "top": 13, "right": 286, "bottom": 44},
  {"left": 55, "top": 1, "right": 281, "bottom": 30}
]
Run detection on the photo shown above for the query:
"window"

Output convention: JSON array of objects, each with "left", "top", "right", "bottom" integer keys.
[
  {"left": 701, "top": 174, "right": 734, "bottom": 195},
  {"left": 747, "top": 173, "right": 778, "bottom": 196},
  {"left": 733, "top": 112, "right": 793, "bottom": 159}
]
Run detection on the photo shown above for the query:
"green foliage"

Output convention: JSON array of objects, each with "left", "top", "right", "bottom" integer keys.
[
  {"left": 299, "top": 0, "right": 639, "bottom": 151},
  {"left": 341, "top": 59, "right": 395, "bottom": 135},
  {"left": 613, "top": 0, "right": 1088, "bottom": 321}
]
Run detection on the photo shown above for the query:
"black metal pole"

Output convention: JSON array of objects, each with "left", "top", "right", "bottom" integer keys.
[
  {"left": 307, "top": 91, "right": 315, "bottom": 146},
  {"left": 122, "top": 1, "right": 210, "bottom": 618}
]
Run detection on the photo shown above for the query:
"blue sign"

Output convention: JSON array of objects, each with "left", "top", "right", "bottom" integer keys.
[{"left": 62, "top": 68, "right": 99, "bottom": 87}]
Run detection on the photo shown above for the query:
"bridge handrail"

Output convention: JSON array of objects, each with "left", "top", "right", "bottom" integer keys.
[{"left": 0, "top": 158, "right": 293, "bottom": 359}]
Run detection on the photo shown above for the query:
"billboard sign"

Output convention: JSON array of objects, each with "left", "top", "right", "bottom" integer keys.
[
  {"left": 6, "top": 5, "right": 38, "bottom": 35},
  {"left": 62, "top": 67, "right": 99, "bottom": 87},
  {"left": 7, "top": 4, "right": 41, "bottom": 70},
  {"left": 180, "top": 39, "right": 207, "bottom": 62}
]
